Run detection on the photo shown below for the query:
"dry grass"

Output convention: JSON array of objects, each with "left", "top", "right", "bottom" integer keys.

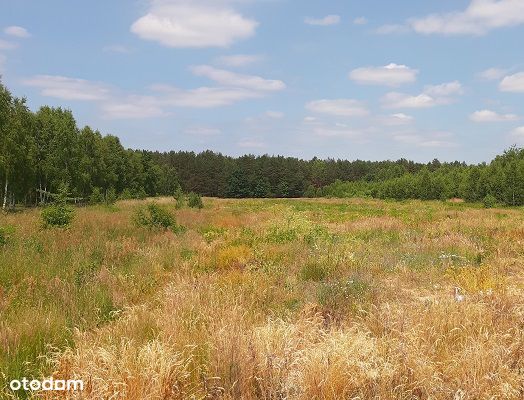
[{"left": 1, "top": 198, "right": 524, "bottom": 399}]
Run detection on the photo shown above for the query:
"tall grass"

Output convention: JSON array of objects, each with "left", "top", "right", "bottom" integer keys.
[{"left": 1, "top": 197, "right": 523, "bottom": 399}]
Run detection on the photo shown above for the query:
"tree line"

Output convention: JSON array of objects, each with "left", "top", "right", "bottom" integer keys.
[{"left": 1, "top": 79, "right": 523, "bottom": 208}]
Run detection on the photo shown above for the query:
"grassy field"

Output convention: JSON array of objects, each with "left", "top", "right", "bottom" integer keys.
[{"left": 1, "top": 197, "right": 524, "bottom": 399}]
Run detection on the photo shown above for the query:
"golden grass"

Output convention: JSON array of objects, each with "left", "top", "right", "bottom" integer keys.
[{"left": 1, "top": 198, "right": 524, "bottom": 399}]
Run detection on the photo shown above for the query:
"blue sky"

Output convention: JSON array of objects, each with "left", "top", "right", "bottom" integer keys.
[{"left": 1, "top": 0, "right": 524, "bottom": 162}]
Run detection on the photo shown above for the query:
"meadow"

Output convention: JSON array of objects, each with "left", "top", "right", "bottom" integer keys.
[{"left": 1, "top": 197, "right": 524, "bottom": 399}]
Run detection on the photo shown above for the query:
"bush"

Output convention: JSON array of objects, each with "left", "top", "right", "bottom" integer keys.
[
  {"left": 41, "top": 183, "right": 75, "bottom": 228},
  {"left": 89, "top": 187, "right": 104, "bottom": 204},
  {"left": 105, "top": 187, "right": 117, "bottom": 205},
  {"left": 41, "top": 204, "right": 75, "bottom": 228},
  {"left": 134, "top": 203, "right": 184, "bottom": 233},
  {"left": 187, "top": 192, "right": 203, "bottom": 209},
  {"left": 174, "top": 186, "right": 185, "bottom": 209},
  {"left": 119, "top": 188, "right": 133, "bottom": 200},
  {"left": 483, "top": 194, "right": 497, "bottom": 208}
]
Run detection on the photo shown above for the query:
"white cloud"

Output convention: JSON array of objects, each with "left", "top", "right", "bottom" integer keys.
[
  {"left": 393, "top": 131, "right": 456, "bottom": 147},
  {"left": 424, "top": 81, "right": 464, "bottom": 96},
  {"left": 409, "top": 0, "right": 524, "bottom": 35},
  {"left": 152, "top": 84, "right": 264, "bottom": 108},
  {"left": 22, "top": 75, "right": 111, "bottom": 101},
  {"left": 0, "top": 39, "right": 17, "bottom": 50},
  {"left": 131, "top": 3, "right": 257, "bottom": 48},
  {"left": 215, "top": 54, "right": 262, "bottom": 67},
  {"left": 382, "top": 81, "right": 463, "bottom": 109},
  {"left": 470, "top": 109, "right": 519, "bottom": 122},
  {"left": 184, "top": 126, "right": 221, "bottom": 136},
  {"left": 478, "top": 67, "right": 508, "bottom": 80},
  {"left": 381, "top": 113, "right": 415, "bottom": 126},
  {"left": 499, "top": 72, "right": 524, "bottom": 92},
  {"left": 353, "top": 17, "right": 368, "bottom": 25},
  {"left": 304, "top": 15, "right": 341, "bottom": 26},
  {"left": 382, "top": 93, "right": 437, "bottom": 109},
  {"left": 305, "top": 99, "right": 369, "bottom": 117},
  {"left": 191, "top": 65, "right": 285, "bottom": 91},
  {"left": 349, "top": 63, "right": 418, "bottom": 87},
  {"left": 265, "top": 110, "right": 284, "bottom": 119},
  {"left": 102, "top": 96, "right": 167, "bottom": 119},
  {"left": 4, "top": 26, "right": 30, "bottom": 38}
]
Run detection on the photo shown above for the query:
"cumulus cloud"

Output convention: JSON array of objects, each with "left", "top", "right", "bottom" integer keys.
[
  {"left": 305, "top": 99, "right": 369, "bottom": 117},
  {"left": 21, "top": 75, "right": 111, "bottom": 101},
  {"left": 191, "top": 65, "right": 285, "bottom": 91},
  {"left": 131, "top": 2, "right": 257, "bottom": 48},
  {"left": 304, "top": 15, "right": 341, "bottom": 26},
  {"left": 408, "top": 0, "right": 524, "bottom": 35},
  {"left": 478, "top": 67, "right": 509, "bottom": 80},
  {"left": 382, "top": 81, "right": 463, "bottom": 109},
  {"left": 470, "top": 109, "right": 519, "bottom": 122},
  {"left": 499, "top": 72, "right": 524, "bottom": 92},
  {"left": 4, "top": 26, "right": 30, "bottom": 38},
  {"left": 101, "top": 96, "right": 167, "bottom": 119},
  {"left": 215, "top": 54, "right": 263, "bottom": 67},
  {"left": 381, "top": 113, "right": 415, "bottom": 126},
  {"left": 22, "top": 68, "right": 284, "bottom": 119},
  {"left": 423, "top": 81, "right": 464, "bottom": 96},
  {"left": 349, "top": 63, "right": 418, "bottom": 87}
]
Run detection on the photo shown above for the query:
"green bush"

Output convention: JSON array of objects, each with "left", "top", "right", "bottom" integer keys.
[
  {"left": 483, "top": 194, "right": 497, "bottom": 208},
  {"left": 41, "top": 204, "right": 75, "bottom": 228},
  {"left": 187, "top": 192, "right": 203, "bottom": 209},
  {"left": 105, "top": 187, "right": 117, "bottom": 205},
  {"left": 119, "top": 188, "right": 133, "bottom": 200},
  {"left": 89, "top": 187, "right": 104, "bottom": 204},
  {"left": 134, "top": 203, "right": 185, "bottom": 233},
  {"left": 174, "top": 186, "right": 185, "bottom": 209}
]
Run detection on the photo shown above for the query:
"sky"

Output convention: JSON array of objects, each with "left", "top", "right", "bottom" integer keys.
[{"left": 1, "top": 0, "right": 524, "bottom": 163}]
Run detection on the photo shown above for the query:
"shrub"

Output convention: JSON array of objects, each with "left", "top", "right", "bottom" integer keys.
[
  {"left": 134, "top": 203, "right": 184, "bottom": 233},
  {"left": 41, "top": 204, "right": 75, "bottom": 228},
  {"left": 105, "top": 187, "right": 118, "bottom": 205},
  {"left": 41, "top": 183, "right": 75, "bottom": 228},
  {"left": 187, "top": 192, "right": 204, "bottom": 209},
  {"left": 173, "top": 186, "right": 185, "bottom": 209},
  {"left": 119, "top": 188, "right": 133, "bottom": 200},
  {"left": 483, "top": 194, "right": 497, "bottom": 208},
  {"left": 89, "top": 187, "right": 104, "bottom": 204}
]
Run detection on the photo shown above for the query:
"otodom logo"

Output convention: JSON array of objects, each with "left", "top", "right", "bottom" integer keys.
[{"left": 9, "top": 377, "right": 84, "bottom": 392}]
